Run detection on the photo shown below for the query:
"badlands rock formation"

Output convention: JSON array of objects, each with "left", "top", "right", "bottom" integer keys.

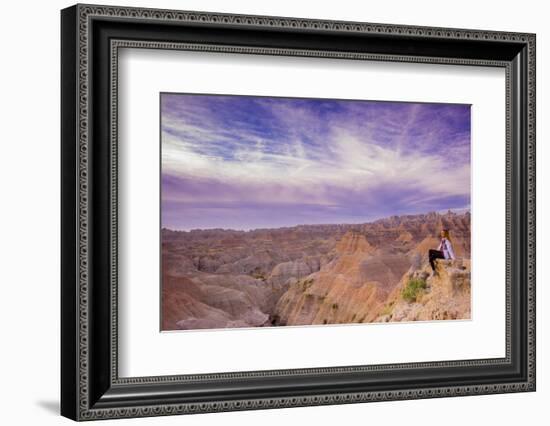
[
  {"left": 162, "top": 210, "right": 471, "bottom": 330},
  {"left": 376, "top": 259, "right": 471, "bottom": 322},
  {"left": 273, "top": 232, "right": 410, "bottom": 325}
]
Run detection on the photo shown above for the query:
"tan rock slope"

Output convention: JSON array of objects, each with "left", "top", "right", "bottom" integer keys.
[
  {"left": 376, "top": 259, "right": 471, "bottom": 322},
  {"left": 274, "top": 232, "right": 410, "bottom": 325}
]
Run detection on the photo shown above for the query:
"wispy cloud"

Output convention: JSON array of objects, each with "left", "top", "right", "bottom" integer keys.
[{"left": 161, "top": 94, "right": 470, "bottom": 230}]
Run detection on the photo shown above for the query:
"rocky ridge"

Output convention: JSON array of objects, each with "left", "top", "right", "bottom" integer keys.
[{"left": 376, "top": 259, "right": 471, "bottom": 322}]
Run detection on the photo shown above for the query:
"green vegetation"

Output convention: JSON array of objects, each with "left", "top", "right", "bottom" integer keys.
[
  {"left": 380, "top": 301, "right": 395, "bottom": 316},
  {"left": 401, "top": 278, "right": 427, "bottom": 303},
  {"left": 331, "top": 303, "right": 339, "bottom": 310},
  {"left": 300, "top": 278, "right": 315, "bottom": 290}
]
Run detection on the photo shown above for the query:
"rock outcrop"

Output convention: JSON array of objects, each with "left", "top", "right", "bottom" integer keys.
[
  {"left": 334, "top": 231, "right": 375, "bottom": 255},
  {"left": 273, "top": 232, "right": 410, "bottom": 325},
  {"left": 162, "top": 272, "right": 289, "bottom": 330},
  {"left": 268, "top": 257, "right": 323, "bottom": 285},
  {"left": 376, "top": 258, "right": 471, "bottom": 322}
]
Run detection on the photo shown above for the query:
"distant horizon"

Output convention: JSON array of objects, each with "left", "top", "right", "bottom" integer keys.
[
  {"left": 161, "top": 94, "right": 471, "bottom": 231},
  {"left": 162, "top": 207, "right": 471, "bottom": 233}
]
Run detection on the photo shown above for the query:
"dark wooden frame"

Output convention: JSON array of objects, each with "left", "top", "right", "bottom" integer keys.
[{"left": 61, "top": 3, "right": 536, "bottom": 421}]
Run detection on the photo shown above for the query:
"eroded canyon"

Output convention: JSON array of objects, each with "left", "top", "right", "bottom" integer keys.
[{"left": 161, "top": 211, "right": 471, "bottom": 330}]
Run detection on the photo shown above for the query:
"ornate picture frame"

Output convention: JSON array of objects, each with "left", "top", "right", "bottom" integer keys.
[{"left": 61, "top": 4, "right": 535, "bottom": 421}]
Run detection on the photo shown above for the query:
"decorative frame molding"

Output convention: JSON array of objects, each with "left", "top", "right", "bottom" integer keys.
[{"left": 61, "top": 3, "right": 535, "bottom": 421}]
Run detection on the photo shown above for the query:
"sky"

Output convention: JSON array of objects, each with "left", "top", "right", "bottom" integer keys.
[{"left": 161, "top": 93, "right": 471, "bottom": 231}]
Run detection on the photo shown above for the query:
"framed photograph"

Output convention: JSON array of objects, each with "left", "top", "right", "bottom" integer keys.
[{"left": 61, "top": 4, "right": 536, "bottom": 421}]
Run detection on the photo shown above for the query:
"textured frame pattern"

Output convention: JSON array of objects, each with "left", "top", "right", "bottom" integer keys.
[
  {"left": 110, "top": 40, "right": 511, "bottom": 385},
  {"left": 63, "top": 3, "right": 535, "bottom": 421}
]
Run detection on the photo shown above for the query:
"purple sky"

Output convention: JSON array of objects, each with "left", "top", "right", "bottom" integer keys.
[{"left": 161, "top": 93, "right": 471, "bottom": 230}]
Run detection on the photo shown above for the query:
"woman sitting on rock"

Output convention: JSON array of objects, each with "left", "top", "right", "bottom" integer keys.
[{"left": 428, "top": 229, "right": 456, "bottom": 275}]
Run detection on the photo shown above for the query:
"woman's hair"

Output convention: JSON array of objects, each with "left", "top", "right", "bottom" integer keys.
[{"left": 442, "top": 229, "right": 451, "bottom": 241}]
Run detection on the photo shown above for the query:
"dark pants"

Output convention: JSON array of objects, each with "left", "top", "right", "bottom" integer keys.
[{"left": 429, "top": 249, "right": 445, "bottom": 271}]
